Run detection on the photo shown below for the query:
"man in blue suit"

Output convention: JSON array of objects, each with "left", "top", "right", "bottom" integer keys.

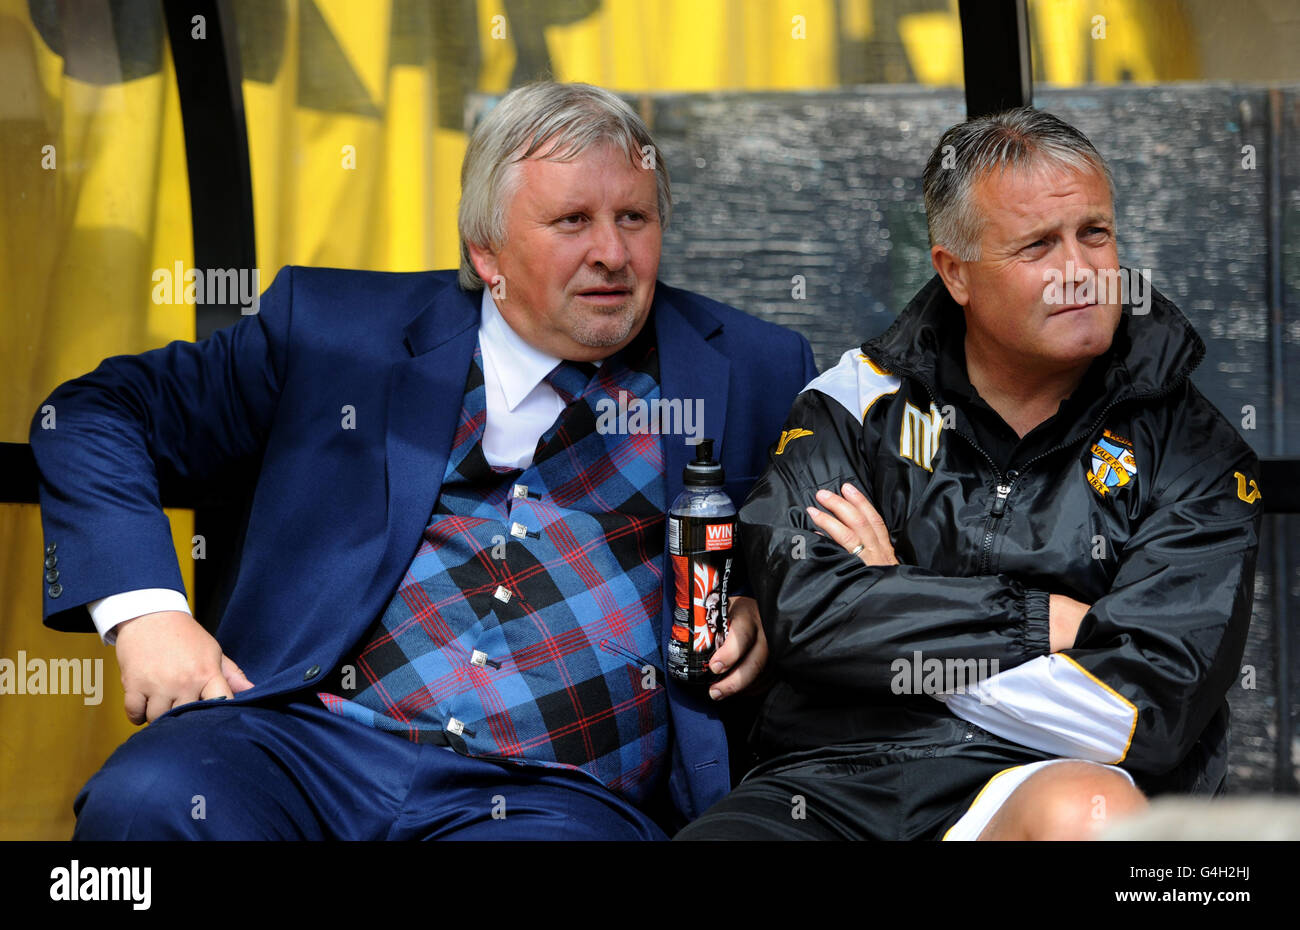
[{"left": 30, "top": 81, "right": 817, "bottom": 839}]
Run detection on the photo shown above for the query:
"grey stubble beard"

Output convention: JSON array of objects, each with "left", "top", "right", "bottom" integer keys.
[{"left": 565, "top": 298, "right": 645, "bottom": 348}]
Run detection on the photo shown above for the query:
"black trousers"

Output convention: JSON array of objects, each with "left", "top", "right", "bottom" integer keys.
[{"left": 676, "top": 737, "right": 1052, "bottom": 841}]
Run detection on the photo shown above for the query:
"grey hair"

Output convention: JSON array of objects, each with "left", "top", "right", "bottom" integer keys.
[
  {"left": 922, "top": 107, "right": 1115, "bottom": 261},
  {"left": 457, "top": 81, "right": 671, "bottom": 290}
]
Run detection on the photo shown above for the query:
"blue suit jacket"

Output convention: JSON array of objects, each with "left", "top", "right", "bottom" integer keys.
[{"left": 30, "top": 266, "right": 817, "bottom": 825}]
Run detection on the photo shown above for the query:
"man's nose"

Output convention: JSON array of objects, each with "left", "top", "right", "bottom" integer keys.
[
  {"left": 586, "top": 217, "right": 630, "bottom": 271},
  {"left": 1063, "top": 235, "right": 1097, "bottom": 279}
]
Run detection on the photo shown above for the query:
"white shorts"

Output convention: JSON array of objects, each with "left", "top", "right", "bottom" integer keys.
[{"left": 942, "top": 758, "right": 1136, "bottom": 840}]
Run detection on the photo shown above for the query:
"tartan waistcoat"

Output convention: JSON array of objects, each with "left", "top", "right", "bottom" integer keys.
[{"left": 316, "top": 329, "right": 670, "bottom": 804}]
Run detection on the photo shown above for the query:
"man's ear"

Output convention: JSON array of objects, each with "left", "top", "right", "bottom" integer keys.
[
  {"left": 931, "top": 245, "right": 971, "bottom": 307},
  {"left": 467, "top": 241, "right": 501, "bottom": 292}
]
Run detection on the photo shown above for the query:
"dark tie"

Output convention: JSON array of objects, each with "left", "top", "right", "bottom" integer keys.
[{"left": 544, "top": 359, "right": 598, "bottom": 405}]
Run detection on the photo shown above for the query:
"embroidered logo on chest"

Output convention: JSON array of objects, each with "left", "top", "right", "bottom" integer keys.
[
  {"left": 1086, "top": 428, "right": 1137, "bottom": 497},
  {"left": 899, "top": 400, "right": 943, "bottom": 472}
]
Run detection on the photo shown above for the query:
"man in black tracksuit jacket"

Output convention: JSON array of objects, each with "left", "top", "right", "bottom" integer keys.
[{"left": 678, "top": 108, "right": 1262, "bottom": 841}]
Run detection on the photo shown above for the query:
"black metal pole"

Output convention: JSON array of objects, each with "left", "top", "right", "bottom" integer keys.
[
  {"left": 163, "top": 0, "right": 256, "bottom": 337},
  {"left": 958, "top": 0, "right": 1032, "bottom": 117},
  {"left": 1265, "top": 88, "right": 1294, "bottom": 793},
  {"left": 162, "top": 0, "right": 258, "bottom": 630}
]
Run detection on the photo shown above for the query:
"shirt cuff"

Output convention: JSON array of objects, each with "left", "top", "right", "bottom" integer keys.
[{"left": 88, "top": 588, "right": 192, "bottom": 646}]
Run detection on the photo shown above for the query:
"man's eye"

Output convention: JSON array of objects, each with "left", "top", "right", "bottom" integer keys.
[
  {"left": 1084, "top": 226, "right": 1111, "bottom": 238},
  {"left": 556, "top": 214, "right": 585, "bottom": 225},
  {"left": 1023, "top": 239, "right": 1048, "bottom": 252}
]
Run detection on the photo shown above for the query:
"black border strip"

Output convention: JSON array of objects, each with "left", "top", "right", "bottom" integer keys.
[{"left": 959, "top": 0, "right": 1032, "bottom": 117}]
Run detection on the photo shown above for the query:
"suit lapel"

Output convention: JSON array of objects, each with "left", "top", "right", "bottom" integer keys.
[
  {"left": 654, "top": 288, "right": 730, "bottom": 503},
  {"left": 379, "top": 282, "right": 480, "bottom": 581}
]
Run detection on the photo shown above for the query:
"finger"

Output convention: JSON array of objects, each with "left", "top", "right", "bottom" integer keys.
[
  {"left": 830, "top": 485, "right": 897, "bottom": 564},
  {"left": 814, "top": 488, "right": 866, "bottom": 533},
  {"left": 710, "top": 609, "right": 754, "bottom": 674},
  {"left": 168, "top": 682, "right": 206, "bottom": 716},
  {"left": 806, "top": 504, "right": 859, "bottom": 552},
  {"left": 808, "top": 502, "right": 881, "bottom": 562},
  {"left": 123, "top": 689, "right": 148, "bottom": 726},
  {"left": 144, "top": 694, "right": 172, "bottom": 724},
  {"left": 841, "top": 484, "right": 890, "bottom": 545},
  {"left": 828, "top": 484, "right": 888, "bottom": 553},
  {"left": 818, "top": 490, "right": 886, "bottom": 559},
  {"left": 221, "top": 655, "right": 255, "bottom": 692},
  {"left": 710, "top": 627, "right": 768, "bottom": 700},
  {"left": 200, "top": 674, "right": 235, "bottom": 702}
]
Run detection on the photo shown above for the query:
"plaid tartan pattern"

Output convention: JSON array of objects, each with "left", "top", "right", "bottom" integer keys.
[
  {"left": 545, "top": 359, "right": 598, "bottom": 405},
  {"left": 317, "top": 329, "right": 670, "bottom": 803}
]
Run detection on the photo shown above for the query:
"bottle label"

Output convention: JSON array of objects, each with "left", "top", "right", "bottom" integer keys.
[
  {"left": 704, "top": 522, "right": 733, "bottom": 551},
  {"left": 667, "top": 514, "right": 734, "bottom": 682}
]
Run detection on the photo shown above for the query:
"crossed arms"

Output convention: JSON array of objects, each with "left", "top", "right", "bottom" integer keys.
[{"left": 740, "top": 386, "right": 1261, "bottom": 778}]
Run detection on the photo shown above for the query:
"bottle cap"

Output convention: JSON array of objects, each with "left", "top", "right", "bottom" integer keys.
[{"left": 683, "top": 438, "right": 725, "bottom": 487}]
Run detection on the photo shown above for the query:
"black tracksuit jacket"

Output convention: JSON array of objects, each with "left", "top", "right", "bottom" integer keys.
[{"left": 740, "top": 274, "right": 1262, "bottom": 797}]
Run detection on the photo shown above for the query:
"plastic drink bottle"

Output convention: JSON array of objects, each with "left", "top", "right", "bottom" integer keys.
[{"left": 666, "top": 439, "right": 735, "bottom": 684}]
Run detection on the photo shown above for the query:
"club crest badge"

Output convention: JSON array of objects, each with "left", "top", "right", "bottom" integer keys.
[{"left": 1086, "top": 428, "right": 1137, "bottom": 497}]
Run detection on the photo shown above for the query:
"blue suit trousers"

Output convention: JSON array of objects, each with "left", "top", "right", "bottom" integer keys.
[{"left": 72, "top": 698, "right": 668, "bottom": 841}]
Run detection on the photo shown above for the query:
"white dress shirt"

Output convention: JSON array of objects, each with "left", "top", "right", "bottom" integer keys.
[{"left": 89, "top": 288, "right": 595, "bottom": 644}]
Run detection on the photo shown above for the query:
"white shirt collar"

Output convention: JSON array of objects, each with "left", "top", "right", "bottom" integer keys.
[
  {"left": 478, "top": 289, "right": 606, "bottom": 411},
  {"left": 479, "top": 289, "right": 564, "bottom": 412}
]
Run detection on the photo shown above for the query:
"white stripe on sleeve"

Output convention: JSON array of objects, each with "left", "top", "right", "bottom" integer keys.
[{"left": 943, "top": 653, "right": 1138, "bottom": 764}]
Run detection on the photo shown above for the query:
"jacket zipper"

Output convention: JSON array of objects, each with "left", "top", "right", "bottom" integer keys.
[
  {"left": 910, "top": 369, "right": 1187, "bottom": 576},
  {"left": 914, "top": 379, "right": 1019, "bottom": 575},
  {"left": 954, "top": 432, "right": 1019, "bottom": 576},
  {"left": 983, "top": 471, "right": 1018, "bottom": 574},
  {"left": 961, "top": 375, "right": 1192, "bottom": 574}
]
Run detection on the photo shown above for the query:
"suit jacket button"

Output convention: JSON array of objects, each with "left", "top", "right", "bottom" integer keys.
[
  {"left": 45, "top": 569, "right": 59, "bottom": 583},
  {"left": 303, "top": 664, "right": 321, "bottom": 681},
  {"left": 44, "top": 555, "right": 58, "bottom": 569},
  {"left": 45, "top": 543, "right": 57, "bottom": 555},
  {"left": 48, "top": 583, "right": 63, "bottom": 598}
]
